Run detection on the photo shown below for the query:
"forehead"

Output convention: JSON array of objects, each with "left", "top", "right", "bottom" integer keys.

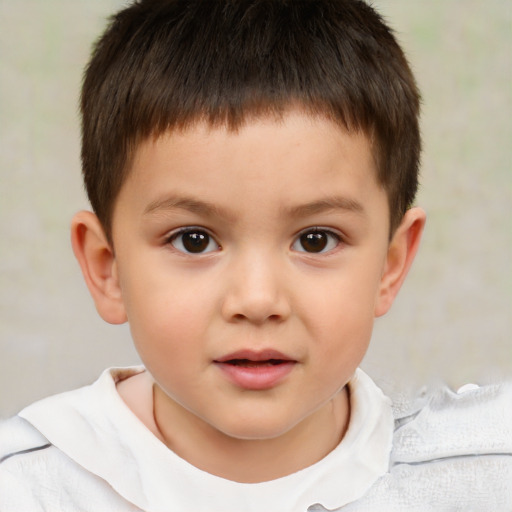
[
  {"left": 114, "top": 112, "right": 385, "bottom": 225},
  {"left": 131, "top": 112, "right": 376, "bottom": 176}
]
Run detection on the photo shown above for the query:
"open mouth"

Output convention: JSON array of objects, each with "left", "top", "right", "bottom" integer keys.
[
  {"left": 214, "top": 350, "right": 296, "bottom": 389},
  {"left": 224, "top": 359, "right": 288, "bottom": 368},
  {"left": 214, "top": 349, "right": 295, "bottom": 367}
]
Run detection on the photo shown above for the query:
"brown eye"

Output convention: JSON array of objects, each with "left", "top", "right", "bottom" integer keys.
[
  {"left": 171, "top": 229, "right": 218, "bottom": 254},
  {"left": 293, "top": 229, "right": 340, "bottom": 253},
  {"left": 300, "top": 232, "right": 327, "bottom": 252}
]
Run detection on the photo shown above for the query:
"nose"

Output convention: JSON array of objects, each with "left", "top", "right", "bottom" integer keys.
[{"left": 220, "top": 251, "right": 291, "bottom": 324}]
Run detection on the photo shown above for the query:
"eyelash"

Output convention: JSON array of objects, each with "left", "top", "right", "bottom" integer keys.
[{"left": 165, "top": 227, "right": 343, "bottom": 255}]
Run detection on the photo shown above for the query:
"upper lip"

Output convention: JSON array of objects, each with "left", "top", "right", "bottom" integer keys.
[{"left": 214, "top": 349, "right": 295, "bottom": 363}]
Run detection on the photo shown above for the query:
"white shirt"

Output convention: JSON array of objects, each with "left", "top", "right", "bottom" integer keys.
[
  {"left": 2, "top": 368, "right": 511, "bottom": 511},
  {"left": 0, "top": 367, "right": 394, "bottom": 511}
]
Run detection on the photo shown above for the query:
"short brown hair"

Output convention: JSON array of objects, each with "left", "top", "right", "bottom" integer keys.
[{"left": 81, "top": 0, "right": 421, "bottom": 240}]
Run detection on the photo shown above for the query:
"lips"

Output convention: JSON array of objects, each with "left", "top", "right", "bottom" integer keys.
[
  {"left": 214, "top": 350, "right": 297, "bottom": 390},
  {"left": 215, "top": 349, "right": 294, "bottom": 364}
]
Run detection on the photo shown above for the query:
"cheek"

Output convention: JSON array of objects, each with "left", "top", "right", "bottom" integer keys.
[
  {"left": 301, "top": 267, "right": 380, "bottom": 365},
  {"left": 120, "top": 268, "right": 214, "bottom": 362},
  {"left": 319, "top": 307, "right": 373, "bottom": 369},
  {"left": 127, "top": 295, "right": 207, "bottom": 398}
]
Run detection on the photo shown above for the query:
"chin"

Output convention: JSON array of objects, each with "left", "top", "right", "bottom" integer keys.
[{"left": 213, "top": 414, "right": 300, "bottom": 442}]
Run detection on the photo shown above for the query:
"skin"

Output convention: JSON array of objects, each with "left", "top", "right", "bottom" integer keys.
[{"left": 72, "top": 111, "right": 425, "bottom": 483}]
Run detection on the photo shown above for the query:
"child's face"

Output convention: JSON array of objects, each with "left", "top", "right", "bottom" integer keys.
[{"left": 110, "top": 112, "right": 395, "bottom": 440}]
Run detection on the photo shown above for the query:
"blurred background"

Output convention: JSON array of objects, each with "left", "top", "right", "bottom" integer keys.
[{"left": 0, "top": 1, "right": 510, "bottom": 417}]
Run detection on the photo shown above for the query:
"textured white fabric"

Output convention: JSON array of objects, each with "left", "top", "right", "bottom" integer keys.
[
  {"left": 1, "top": 369, "right": 511, "bottom": 511},
  {"left": 333, "top": 382, "right": 512, "bottom": 511},
  {"left": 0, "top": 367, "right": 393, "bottom": 512}
]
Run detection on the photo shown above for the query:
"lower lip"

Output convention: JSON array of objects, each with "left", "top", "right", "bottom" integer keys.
[{"left": 215, "top": 361, "right": 296, "bottom": 390}]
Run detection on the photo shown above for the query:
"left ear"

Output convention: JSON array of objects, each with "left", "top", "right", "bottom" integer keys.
[{"left": 374, "top": 207, "right": 426, "bottom": 317}]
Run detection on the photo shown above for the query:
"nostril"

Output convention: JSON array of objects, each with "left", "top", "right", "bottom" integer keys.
[{"left": 230, "top": 312, "right": 284, "bottom": 324}]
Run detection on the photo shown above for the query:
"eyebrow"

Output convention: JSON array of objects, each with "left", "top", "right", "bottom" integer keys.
[
  {"left": 144, "top": 194, "right": 365, "bottom": 221},
  {"left": 144, "top": 195, "right": 234, "bottom": 221},
  {"left": 286, "top": 196, "right": 366, "bottom": 218}
]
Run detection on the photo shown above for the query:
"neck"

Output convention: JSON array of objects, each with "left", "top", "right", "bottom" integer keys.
[{"left": 152, "top": 385, "right": 350, "bottom": 483}]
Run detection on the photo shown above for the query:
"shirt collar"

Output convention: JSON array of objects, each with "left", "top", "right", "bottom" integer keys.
[{"left": 20, "top": 367, "right": 393, "bottom": 512}]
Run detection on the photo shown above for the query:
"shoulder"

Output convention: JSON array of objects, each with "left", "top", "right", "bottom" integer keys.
[
  {"left": 391, "top": 380, "right": 512, "bottom": 462},
  {"left": 0, "top": 415, "right": 56, "bottom": 510},
  {"left": 338, "top": 381, "right": 512, "bottom": 512},
  {"left": 0, "top": 371, "right": 145, "bottom": 512},
  {"left": 0, "top": 415, "right": 50, "bottom": 463},
  {"left": 0, "top": 414, "right": 141, "bottom": 512},
  {"left": 390, "top": 382, "right": 512, "bottom": 510}
]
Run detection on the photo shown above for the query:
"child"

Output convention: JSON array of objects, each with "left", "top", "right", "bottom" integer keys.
[{"left": 1, "top": 0, "right": 510, "bottom": 510}]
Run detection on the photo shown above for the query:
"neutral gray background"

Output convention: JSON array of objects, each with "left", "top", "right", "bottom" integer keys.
[{"left": 1, "top": 1, "right": 511, "bottom": 417}]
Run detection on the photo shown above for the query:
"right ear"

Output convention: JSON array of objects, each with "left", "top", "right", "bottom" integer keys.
[{"left": 71, "top": 211, "right": 127, "bottom": 324}]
